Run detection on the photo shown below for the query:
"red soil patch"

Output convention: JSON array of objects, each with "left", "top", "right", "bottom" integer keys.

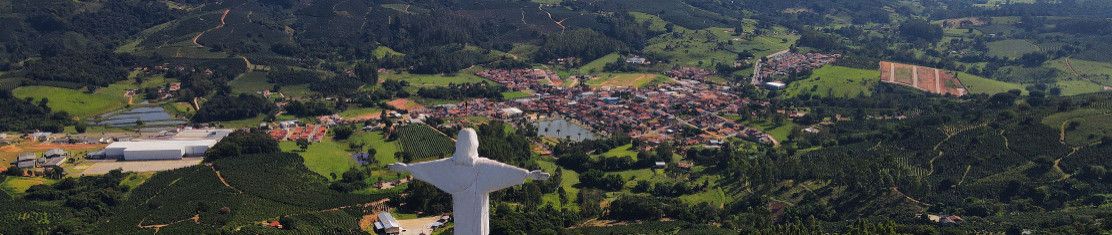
[
  {"left": 386, "top": 99, "right": 426, "bottom": 111},
  {"left": 879, "top": 61, "right": 967, "bottom": 97}
]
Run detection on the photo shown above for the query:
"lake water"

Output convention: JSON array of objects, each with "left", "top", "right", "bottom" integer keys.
[{"left": 536, "top": 118, "right": 598, "bottom": 141}]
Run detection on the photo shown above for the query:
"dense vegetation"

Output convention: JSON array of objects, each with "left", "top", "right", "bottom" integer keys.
[{"left": 191, "top": 94, "right": 276, "bottom": 122}]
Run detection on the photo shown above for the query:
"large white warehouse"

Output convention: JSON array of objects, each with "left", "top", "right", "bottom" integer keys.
[{"left": 104, "top": 139, "right": 219, "bottom": 161}]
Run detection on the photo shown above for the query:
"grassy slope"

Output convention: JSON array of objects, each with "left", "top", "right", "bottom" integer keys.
[
  {"left": 784, "top": 65, "right": 880, "bottom": 98},
  {"left": 280, "top": 139, "right": 359, "bottom": 181},
  {"left": 579, "top": 53, "right": 620, "bottom": 74},
  {"left": 956, "top": 71, "right": 1026, "bottom": 95},
  {"left": 12, "top": 86, "right": 126, "bottom": 118},
  {"left": 1042, "top": 109, "right": 1112, "bottom": 146},
  {"left": 228, "top": 71, "right": 272, "bottom": 94}
]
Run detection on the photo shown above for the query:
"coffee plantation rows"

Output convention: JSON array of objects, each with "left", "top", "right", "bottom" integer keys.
[{"left": 398, "top": 124, "right": 455, "bottom": 161}]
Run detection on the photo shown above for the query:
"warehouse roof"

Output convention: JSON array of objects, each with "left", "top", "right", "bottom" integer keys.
[{"left": 108, "top": 139, "right": 218, "bottom": 151}]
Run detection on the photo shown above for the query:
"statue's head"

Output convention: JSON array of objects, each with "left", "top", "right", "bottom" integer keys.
[{"left": 453, "top": 128, "right": 480, "bottom": 166}]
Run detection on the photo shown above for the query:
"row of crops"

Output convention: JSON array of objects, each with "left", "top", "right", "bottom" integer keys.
[{"left": 398, "top": 124, "right": 455, "bottom": 161}]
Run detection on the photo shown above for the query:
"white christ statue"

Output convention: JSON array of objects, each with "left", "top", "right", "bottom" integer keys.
[{"left": 388, "top": 128, "right": 550, "bottom": 235}]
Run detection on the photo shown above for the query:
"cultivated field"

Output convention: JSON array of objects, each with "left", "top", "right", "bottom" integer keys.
[
  {"left": 397, "top": 124, "right": 454, "bottom": 161},
  {"left": 986, "top": 40, "right": 1040, "bottom": 59},
  {"left": 879, "top": 61, "right": 968, "bottom": 96}
]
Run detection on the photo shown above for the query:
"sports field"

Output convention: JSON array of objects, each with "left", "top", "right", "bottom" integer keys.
[{"left": 879, "top": 61, "right": 968, "bottom": 96}]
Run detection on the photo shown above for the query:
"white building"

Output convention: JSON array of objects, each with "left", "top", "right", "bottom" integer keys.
[
  {"left": 501, "top": 107, "right": 524, "bottom": 117},
  {"left": 375, "top": 212, "right": 402, "bottom": 235},
  {"left": 104, "top": 139, "right": 219, "bottom": 161}
]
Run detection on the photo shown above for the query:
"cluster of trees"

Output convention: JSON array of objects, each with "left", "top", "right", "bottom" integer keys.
[
  {"left": 898, "top": 19, "right": 944, "bottom": 43},
  {"left": 416, "top": 82, "right": 505, "bottom": 100},
  {"left": 24, "top": 170, "right": 129, "bottom": 217},
  {"left": 204, "top": 129, "right": 281, "bottom": 161},
  {"left": 284, "top": 100, "right": 335, "bottom": 117},
  {"left": 192, "top": 94, "right": 276, "bottom": 122},
  {"left": 0, "top": 90, "right": 73, "bottom": 132},
  {"left": 534, "top": 29, "right": 626, "bottom": 63},
  {"left": 20, "top": 52, "right": 133, "bottom": 87}
]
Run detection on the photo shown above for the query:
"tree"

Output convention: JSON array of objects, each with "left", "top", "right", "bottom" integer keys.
[
  {"left": 333, "top": 126, "right": 354, "bottom": 140},
  {"left": 296, "top": 139, "right": 310, "bottom": 152},
  {"left": 354, "top": 63, "right": 379, "bottom": 86},
  {"left": 279, "top": 216, "right": 299, "bottom": 230},
  {"left": 898, "top": 19, "right": 943, "bottom": 43}
]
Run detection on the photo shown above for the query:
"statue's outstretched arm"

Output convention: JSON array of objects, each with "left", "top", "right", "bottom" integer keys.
[
  {"left": 480, "top": 160, "right": 549, "bottom": 193},
  {"left": 388, "top": 163, "right": 409, "bottom": 173}
]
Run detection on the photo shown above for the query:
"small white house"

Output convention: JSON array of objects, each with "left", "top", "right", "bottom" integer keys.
[{"left": 376, "top": 212, "right": 402, "bottom": 235}]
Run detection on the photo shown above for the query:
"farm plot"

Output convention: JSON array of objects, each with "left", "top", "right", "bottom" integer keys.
[
  {"left": 879, "top": 61, "right": 968, "bottom": 96},
  {"left": 398, "top": 125, "right": 455, "bottom": 161}
]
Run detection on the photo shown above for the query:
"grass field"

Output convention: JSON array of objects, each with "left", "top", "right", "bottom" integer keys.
[
  {"left": 956, "top": 72, "right": 1026, "bottom": 95},
  {"left": 338, "top": 107, "right": 384, "bottom": 118},
  {"left": 594, "top": 144, "right": 639, "bottom": 160},
  {"left": 586, "top": 73, "right": 665, "bottom": 88},
  {"left": 229, "top": 71, "right": 272, "bottom": 94},
  {"left": 986, "top": 40, "right": 1040, "bottom": 59},
  {"left": 501, "top": 90, "right": 534, "bottom": 99},
  {"left": 373, "top": 46, "right": 404, "bottom": 59},
  {"left": 1045, "top": 58, "right": 1112, "bottom": 86},
  {"left": 579, "top": 53, "right": 620, "bottom": 74},
  {"left": 1056, "top": 80, "right": 1106, "bottom": 96},
  {"left": 12, "top": 86, "right": 127, "bottom": 118},
  {"left": 1041, "top": 109, "right": 1112, "bottom": 146},
  {"left": 348, "top": 131, "right": 401, "bottom": 167},
  {"left": 1, "top": 177, "right": 56, "bottom": 195},
  {"left": 537, "top": 160, "right": 580, "bottom": 210},
  {"left": 280, "top": 139, "right": 358, "bottom": 181},
  {"left": 784, "top": 66, "right": 880, "bottom": 98},
  {"left": 381, "top": 66, "right": 492, "bottom": 87}
]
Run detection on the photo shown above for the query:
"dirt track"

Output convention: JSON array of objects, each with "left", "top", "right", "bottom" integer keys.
[{"left": 192, "top": 9, "right": 231, "bottom": 48}]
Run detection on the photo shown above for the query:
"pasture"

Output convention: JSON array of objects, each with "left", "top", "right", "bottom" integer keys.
[
  {"left": 1042, "top": 109, "right": 1112, "bottom": 146},
  {"left": 12, "top": 86, "right": 126, "bottom": 118},
  {"left": 783, "top": 65, "right": 880, "bottom": 98},
  {"left": 348, "top": 131, "right": 401, "bottom": 168},
  {"left": 986, "top": 40, "right": 1039, "bottom": 59},
  {"left": 956, "top": 72, "right": 1026, "bottom": 95},
  {"left": 380, "top": 66, "right": 491, "bottom": 87},
  {"left": 1056, "top": 80, "right": 1106, "bottom": 96},
  {"left": 228, "top": 71, "right": 272, "bottom": 94},
  {"left": 579, "top": 53, "right": 620, "bottom": 74},
  {"left": 1, "top": 177, "right": 56, "bottom": 195},
  {"left": 501, "top": 90, "right": 534, "bottom": 99},
  {"left": 280, "top": 139, "right": 358, "bottom": 181},
  {"left": 1046, "top": 58, "right": 1112, "bottom": 86}
]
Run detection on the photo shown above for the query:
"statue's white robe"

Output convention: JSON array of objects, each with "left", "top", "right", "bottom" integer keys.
[{"left": 406, "top": 157, "right": 528, "bottom": 235}]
